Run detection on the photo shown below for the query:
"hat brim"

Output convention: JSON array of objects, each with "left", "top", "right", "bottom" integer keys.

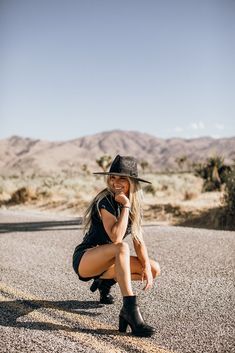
[{"left": 93, "top": 172, "right": 151, "bottom": 184}]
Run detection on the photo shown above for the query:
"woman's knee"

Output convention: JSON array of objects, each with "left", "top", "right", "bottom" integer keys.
[
  {"left": 114, "top": 242, "right": 130, "bottom": 255},
  {"left": 150, "top": 259, "right": 161, "bottom": 278}
]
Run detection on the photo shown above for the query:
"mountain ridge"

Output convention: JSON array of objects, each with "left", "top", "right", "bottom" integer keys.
[{"left": 0, "top": 130, "right": 234, "bottom": 175}]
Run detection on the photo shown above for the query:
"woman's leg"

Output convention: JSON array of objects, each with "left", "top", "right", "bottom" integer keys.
[
  {"left": 78, "top": 242, "right": 133, "bottom": 296},
  {"left": 79, "top": 245, "right": 158, "bottom": 337},
  {"left": 114, "top": 243, "right": 133, "bottom": 296},
  {"left": 100, "top": 256, "right": 161, "bottom": 281},
  {"left": 130, "top": 257, "right": 161, "bottom": 280}
]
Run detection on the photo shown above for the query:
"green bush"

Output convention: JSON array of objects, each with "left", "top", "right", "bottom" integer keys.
[
  {"left": 194, "top": 156, "right": 231, "bottom": 192},
  {"left": 223, "top": 168, "right": 235, "bottom": 217}
]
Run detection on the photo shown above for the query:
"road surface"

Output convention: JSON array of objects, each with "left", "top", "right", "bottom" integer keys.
[{"left": 0, "top": 210, "right": 234, "bottom": 353}]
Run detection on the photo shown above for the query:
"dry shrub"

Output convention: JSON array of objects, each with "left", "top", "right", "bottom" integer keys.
[
  {"left": 183, "top": 191, "right": 198, "bottom": 201},
  {"left": 36, "top": 189, "right": 52, "bottom": 199},
  {"left": 161, "top": 184, "right": 168, "bottom": 191},
  {"left": 143, "top": 184, "right": 156, "bottom": 196},
  {"left": 7, "top": 187, "right": 36, "bottom": 205}
]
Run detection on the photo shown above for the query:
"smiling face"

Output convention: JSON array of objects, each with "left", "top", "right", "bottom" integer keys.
[{"left": 107, "top": 175, "right": 130, "bottom": 196}]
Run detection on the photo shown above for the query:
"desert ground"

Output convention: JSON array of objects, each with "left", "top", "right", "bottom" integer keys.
[{"left": 0, "top": 172, "right": 224, "bottom": 229}]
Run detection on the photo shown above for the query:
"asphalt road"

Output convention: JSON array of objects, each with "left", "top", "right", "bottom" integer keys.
[{"left": 0, "top": 210, "right": 234, "bottom": 353}]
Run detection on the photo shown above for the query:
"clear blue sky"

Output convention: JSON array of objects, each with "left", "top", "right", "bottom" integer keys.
[{"left": 1, "top": 0, "right": 235, "bottom": 141}]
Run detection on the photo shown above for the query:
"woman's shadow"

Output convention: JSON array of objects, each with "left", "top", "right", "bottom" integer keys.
[{"left": 0, "top": 298, "right": 119, "bottom": 335}]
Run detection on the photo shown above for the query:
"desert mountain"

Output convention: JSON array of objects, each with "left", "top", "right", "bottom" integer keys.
[{"left": 0, "top": 130, "right": 234, "bottom": 175}]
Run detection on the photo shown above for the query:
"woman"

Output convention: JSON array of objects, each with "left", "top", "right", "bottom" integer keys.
[{"left": 73, "top": 155, "right": 160, "bottom": 337}]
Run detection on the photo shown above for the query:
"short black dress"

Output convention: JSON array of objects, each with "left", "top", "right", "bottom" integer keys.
[{"left": 72, "top": 193, "right": 131, "bottom": 281}]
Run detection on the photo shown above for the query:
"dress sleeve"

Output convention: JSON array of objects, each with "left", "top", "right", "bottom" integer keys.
[{"left": 98, "top": 196, "right": 116, "bottom": 216}]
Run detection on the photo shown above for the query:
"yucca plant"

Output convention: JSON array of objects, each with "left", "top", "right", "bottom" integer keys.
[
  {"left": 140, "top": 160, "right": 149, "bottom": 173},
  {"left": 143, "top": 184, "right": 156, "bottom": 196},
  {"left": 96, "top": 155, "right": 112, "bottom": 172},
  {"left": 175, "top": 155, "right": 188, "bottom": 171},
  {"left": 194, "top": 156, "right": 231, "bottom": 192}
]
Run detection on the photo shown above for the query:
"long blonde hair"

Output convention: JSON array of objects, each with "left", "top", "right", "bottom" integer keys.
[{"left": 83, "top": 176, "right": 144, "bottom": 243}]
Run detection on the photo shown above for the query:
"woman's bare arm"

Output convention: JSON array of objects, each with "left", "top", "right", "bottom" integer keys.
[
  {"left": 133, "top": 238, "right": 151, "bottom": 268},
  {"left": 100, "top": 207, "right": 130, "bottom": 243},
  {"left": 133, "top": 238, "right": 153, "bottom": 290}
]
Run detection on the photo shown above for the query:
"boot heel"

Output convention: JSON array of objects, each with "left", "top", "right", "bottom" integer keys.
[{"left": 119, "top": 315, "right": 128, "bottom": 332}]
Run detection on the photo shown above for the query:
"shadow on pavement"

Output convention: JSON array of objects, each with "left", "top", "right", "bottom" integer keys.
[
  {"left": 0, "top": 298, "right": 122, "bottom": 334},
  {"left": 0, "top": 219, "right": 83, "bottom": 233}
]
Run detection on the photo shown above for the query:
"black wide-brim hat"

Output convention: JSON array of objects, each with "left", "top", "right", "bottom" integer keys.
[{"left": 93, "top": 155, "right": 151, "bottom": 184}]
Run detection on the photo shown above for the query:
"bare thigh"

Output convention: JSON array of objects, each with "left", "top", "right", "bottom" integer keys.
[{"left": 78, "top": 243, "right": 118, "bottom": 278}]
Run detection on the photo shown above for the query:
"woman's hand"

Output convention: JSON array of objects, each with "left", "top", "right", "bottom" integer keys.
[
  {"left": 114, "top": 190, "right": 130, "bottom": 207},
  {"left": 141, "top": 265, "right": 153, "bottom": 291}
]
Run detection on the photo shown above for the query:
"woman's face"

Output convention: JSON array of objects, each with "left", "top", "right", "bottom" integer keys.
[{"left": 108, "top": 175, "right": 130, "bottom": 196}]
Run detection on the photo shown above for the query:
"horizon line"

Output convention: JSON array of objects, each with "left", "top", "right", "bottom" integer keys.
[{"left": 1, "top": 129, "right": 235, "bottom": 143}]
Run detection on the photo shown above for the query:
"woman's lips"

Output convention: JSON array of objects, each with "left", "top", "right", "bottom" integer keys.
[{"left": 114, "top": 187, "right": 122, "bottom": 193}]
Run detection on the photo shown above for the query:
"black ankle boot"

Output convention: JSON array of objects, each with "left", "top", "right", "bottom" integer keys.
[
  {"left": 90, "top": 279, "right": 116, "bottom": 304},
  {"left": 119, "top": 295, "right": 155, "bottom": 337}
]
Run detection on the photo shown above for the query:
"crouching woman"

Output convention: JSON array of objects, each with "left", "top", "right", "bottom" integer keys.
[{"left": 72, "top": 155, "right": 160, "bottom": 337}]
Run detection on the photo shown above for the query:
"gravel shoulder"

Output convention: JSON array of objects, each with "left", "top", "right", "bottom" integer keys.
[{"left": 0, "top": 210, "right": 234, "bottom": 353}]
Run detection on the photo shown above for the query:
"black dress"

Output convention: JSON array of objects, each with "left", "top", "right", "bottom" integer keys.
[{"left": 72, "top": 193, "right": 131, "bottom": 281}]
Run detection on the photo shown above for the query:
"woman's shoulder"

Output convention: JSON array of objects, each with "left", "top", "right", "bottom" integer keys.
[{"left": 97, "top": 192, "right": 116, "bottom": 215}]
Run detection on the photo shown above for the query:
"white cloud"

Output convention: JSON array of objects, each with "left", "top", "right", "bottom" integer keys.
[
  {"left": 191, "top": 123, "right": 198, "bottom": 130},
  {"left": 215, "top": 123, "right": 224, "bottom": 130},
  {"left": 190, "top": 121, "right": 205, "bottom": 130},
  {"left": 174, "top": 126, "right": 184, "bottom": 132},
  {"left": 198, "top": 121, "right": 205, "bottom": 129}
]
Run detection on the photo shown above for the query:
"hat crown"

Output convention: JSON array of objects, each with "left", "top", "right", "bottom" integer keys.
[
  {"left": 109, "top": 155, "right": 138, "bottom": 177},
  {"left": 93, "top": 154, "right": 151, "bottom": 183}
]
